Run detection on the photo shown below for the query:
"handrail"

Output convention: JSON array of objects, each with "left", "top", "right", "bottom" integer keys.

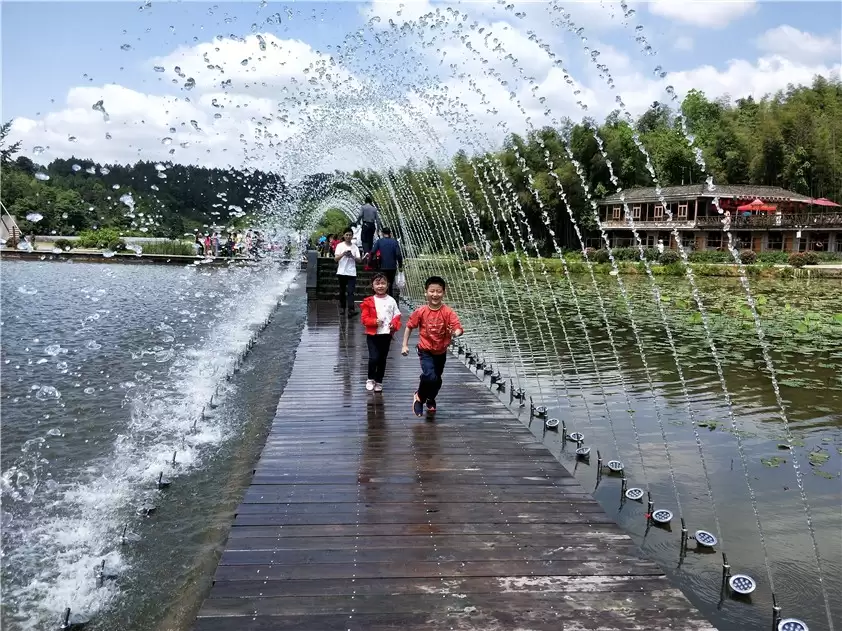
[{"left": 696, "top": 213, "right": 842, "bottom": 229}]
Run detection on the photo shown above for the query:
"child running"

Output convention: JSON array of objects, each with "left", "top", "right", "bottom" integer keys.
[
  {"left": 401, "top": 276, "right": 463, "bottom": 416},
  {"left": 360, "top": 273, "right": 402, "bottom": 392}
]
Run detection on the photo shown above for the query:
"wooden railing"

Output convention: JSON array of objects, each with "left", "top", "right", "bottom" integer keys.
[
  {"left": 600, "top": 219, "right": 695, "bottom": 230},
  {"left": 696, "top": 213, "right": 842, "bottom": 229}
]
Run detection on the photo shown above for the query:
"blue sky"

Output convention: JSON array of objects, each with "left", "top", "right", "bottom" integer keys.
[{"left": 2, "top": 1, "right": 840, "bottom": 171}]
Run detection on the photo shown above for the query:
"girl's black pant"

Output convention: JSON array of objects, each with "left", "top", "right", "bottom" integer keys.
[{"left": 366, "top": 334, "right": 392, "bottom": 383}]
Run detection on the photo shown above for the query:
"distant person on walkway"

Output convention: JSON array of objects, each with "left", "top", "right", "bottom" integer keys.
[
  {"left": 356, "top": 196, "right": 379, "bottom": 255},
  {"left": 334, "top": 227, "right": 361, "bottom": 317},
  {"left": 360, "top": 273, "right": 402, "bottom": 393},
  {"left": 370, "top": 227, "right": 403, "bottom": 298},
  {"left": 401, "top": 276, "right": 463, "bottom": 417}
]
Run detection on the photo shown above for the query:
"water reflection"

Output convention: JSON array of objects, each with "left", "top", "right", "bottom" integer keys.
[{"left": 404, "top": 270, "right": 842, "bottom": 631}]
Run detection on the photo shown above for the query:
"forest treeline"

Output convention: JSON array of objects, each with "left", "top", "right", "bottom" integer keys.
[
  {"left": 3, "top": 76, "right": 840, "bottom": 247},
  {"left": 0, "top": 122, "right": 285, "bottom": 238},
  {"left": 352, "top": 75, "right": 842, "bottom": 252}
]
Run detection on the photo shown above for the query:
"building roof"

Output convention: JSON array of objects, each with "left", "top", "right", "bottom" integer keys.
[{"left": 599, "top": 184, "right": 812, "bottom": 204}]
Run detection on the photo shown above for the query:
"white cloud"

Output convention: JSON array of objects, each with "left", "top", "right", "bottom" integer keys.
[
  {"left": 6, "top": 7, "right": 839, "bottom": 180},
  {"left": 674, "top": 35, "right": 695, "bottom": 51},
  {"left": 647, "top": 0, "right": 757, "bottom": 28},
  {"left": 665, "top": 54, "right": 841, "bottom": 104},
  {"left": 756, "top": 25, "right": 841, "bottom": 64}
]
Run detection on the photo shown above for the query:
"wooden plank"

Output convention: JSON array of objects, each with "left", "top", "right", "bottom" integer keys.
[{"left": 191, "top": 301, "right": 716, "bottom": 631}]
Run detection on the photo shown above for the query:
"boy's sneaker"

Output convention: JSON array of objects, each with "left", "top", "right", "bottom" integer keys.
[
  {"left": 426, "top": 399, "right": 437, "bottom": 413},
  {"left": 374, "top": 383, "right": 383, "bottom": 393},
  {"left": 365, "top": 379, "right": 375, "bottom": 391},
  {"left": 412, "top": 393, "right": 424, "bottom": 417}
]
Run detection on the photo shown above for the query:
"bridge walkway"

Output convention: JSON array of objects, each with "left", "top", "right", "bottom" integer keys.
[{"left": 193, "top": 300, "right": 716, "bottom": 631}]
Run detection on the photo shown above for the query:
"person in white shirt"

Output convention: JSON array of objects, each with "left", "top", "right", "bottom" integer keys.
[{"left": 333, "top": 227, "right": 362, "bottom": 317}]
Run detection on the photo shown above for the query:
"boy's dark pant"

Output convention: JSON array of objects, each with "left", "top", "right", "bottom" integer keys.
[
  {"left": 361, "top": 222, "right": 375, "bottom": 253},
  {"left": 366, "top": 334, "right": 392, "bottom": 383},
  {"left": 417, "top": 349, "right": 447, "bottom": 402},
  {"left": 337, "top": 274, "right": 356, "bottom": 311}
]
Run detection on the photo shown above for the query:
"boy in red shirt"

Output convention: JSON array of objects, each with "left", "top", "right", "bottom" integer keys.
[{"left": 401, "top": 276, "right": 464, "bottom": 416}]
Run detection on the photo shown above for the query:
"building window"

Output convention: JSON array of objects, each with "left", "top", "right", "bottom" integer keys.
[
  {"left": 707, "top": 231, "right": 722, "bottom": 250},
  {"left": 678, "top": 203, "right": 688, "bottom": 219},
  {"left": 654, "top": 204, "right": 664, "bottom": 219},
  {"left": 612, "top": 206, "right": 621, "bottom": 220},
  {"left": 766, "top": 233, "right": 783, "bottom": 250},
  {"left": 632, "top": 205, "right": 641, "bottom": 219}
]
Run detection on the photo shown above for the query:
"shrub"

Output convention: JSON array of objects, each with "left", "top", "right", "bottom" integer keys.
[
  {"left": 593, "top": 248, "right": 610, "bottom": 264},
  {"left": 757, "top": 251, "right": 788, "bottom": 264},
  {"left": 788, "top": 252, "right": 806, "bottom": 268},
  {"left": 642, "top": 247, "right": 660, "bottom": 261},
  {"left": 659, "top": 250, "right": 681, "bottom": 265},
  {"left": 581, "top": 247, "right": 597, "bottom": 261},
  {"left": 76, "top": 228, "right": 125, "bottom": 251},
  {"left": 801, "top": 251, "right": 819, "bottom": 265},
  {"left": 54, "top": 238, "right": 73, "bottom": 251},
  {"left": 138, "top": 240, "right": 195, "bottom": 256},
  {"left": 687, "top": 250, "right": 729, "bottom": 263},
  {"left": 460, "top": 243, "right": 479, "bottom": 261},
  {"left": 816, "top": 251, "right": 842, "bottom": 262},
  {"left": 613, "top": 247, "right": 637, "bottom": 261},
  {"left": 738, "top": 249, "right": 757, "bottom": 264}
]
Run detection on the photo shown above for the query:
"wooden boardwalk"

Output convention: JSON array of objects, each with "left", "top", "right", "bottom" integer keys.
[{"left": 194, "top": 301, "right": 716, "bottom": 631}]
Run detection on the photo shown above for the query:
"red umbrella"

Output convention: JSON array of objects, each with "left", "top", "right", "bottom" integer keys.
[
  {"left": 736, "top": 198, "right": 777, "bottom": 212},
  {"left": 810, "top": 197, "right": 841, "bottom": 207}
]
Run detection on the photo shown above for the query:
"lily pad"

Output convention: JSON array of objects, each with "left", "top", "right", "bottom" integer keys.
[
  {"left": 697, "top": 420, "right": 720, "bottom": 431},
  {"left": 813, "top": 470, "right": 835, "bottom": 479},
  {"left": 808, "top": 450, "right": 830, "bottom": 466},
  {"left": 762, "top": 457, "right": 786, "bottom": 468}
]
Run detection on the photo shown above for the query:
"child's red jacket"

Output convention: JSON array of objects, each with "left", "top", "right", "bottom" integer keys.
[{"left": 360, "top": 296, "right": 402, "bottom": 336}]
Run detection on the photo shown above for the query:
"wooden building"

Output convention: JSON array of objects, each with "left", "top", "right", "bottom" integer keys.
[{"left": 596, "top": 184, "right": 842, "bottom": 253}]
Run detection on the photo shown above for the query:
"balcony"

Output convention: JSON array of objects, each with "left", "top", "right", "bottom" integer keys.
[
  {"left": 601, "top": 219, "right": 695, "bottom": 230},
  {"left": 696, "top": 213, "right": 842, "bottom": 229}
]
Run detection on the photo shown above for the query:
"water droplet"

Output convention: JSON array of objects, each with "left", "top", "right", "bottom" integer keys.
[
  {"left": 161, "top": 137, "right": 173, "bottom": 145},
  {"left": 35, "top": 385, "right": 61, "bottom": 401},
  {"left": 33, "top": 145, "right": 45, "bottom": 155},
  {"left": 153, "top": 65, "right": 165, "bottom": 72},
  {"left": 34, "top": 172, "right": 49, "bottom": 181},
  {"left": 26, "top": 213, "right": 44, "bottom": 223},
  {"left": 92, "top": 100, "right": 110, "bottom": 121},
  {"left": 67, "top": 135, "right": 77, "bottom": 142},
  {"left": 120, "top": 43, "right": 132, "bottom": 51}
]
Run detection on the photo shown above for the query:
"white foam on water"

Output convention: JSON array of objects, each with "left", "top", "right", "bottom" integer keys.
[{"left": 2, "top": 262, "right": 300, "bottom": 630}]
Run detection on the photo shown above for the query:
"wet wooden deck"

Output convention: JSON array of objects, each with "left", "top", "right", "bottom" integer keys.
[{"left": 194, "top": 301, "right": 716, "bottom": 630}]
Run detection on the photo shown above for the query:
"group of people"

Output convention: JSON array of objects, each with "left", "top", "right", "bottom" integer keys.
[
  {"left": 332, "top": 197, "right": 463, "bottom": 416},
  {"left": 193, "top": 230, "right": 264, "bottom": 257},
  {"left": 333, "top": 225, "right": 403, "bottom": 312}
]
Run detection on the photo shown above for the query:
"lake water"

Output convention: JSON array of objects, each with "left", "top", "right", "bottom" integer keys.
[
  {"left": 2, "top": 260, "right": 840, "bottom": 631},
  {"left": 1, "top": 260, "right": 305, "bottom": 631},
  {"left": 405, "top": 262, "right": 842, "bottom": 631}
]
